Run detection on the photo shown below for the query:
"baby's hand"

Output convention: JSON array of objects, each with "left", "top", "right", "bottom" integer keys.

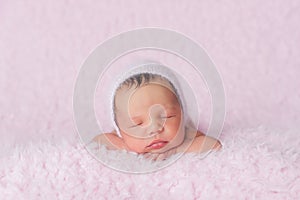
[{"left": 142, "top": 147, "right": 178, "bottom": 161}]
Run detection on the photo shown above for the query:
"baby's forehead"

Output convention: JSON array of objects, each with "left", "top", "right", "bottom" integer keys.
[
  {"left": 115, "top": 82, "right": 178, "bottom": 104},
  {"left": 116, "top": 79, "right": 174, "bottom": 96},
  {"left": 114, "top": 80, "right": 179, "bottom": 110}
]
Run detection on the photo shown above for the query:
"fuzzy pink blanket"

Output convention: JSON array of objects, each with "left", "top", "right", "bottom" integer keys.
[
  {"left": 1, "top": 126, "right": 299, "bottom": 199},
  {"left": 1, "top": 0, "right": 300, "bottom": 199}
]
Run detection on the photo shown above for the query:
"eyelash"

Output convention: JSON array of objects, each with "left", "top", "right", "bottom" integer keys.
[
  {"left": 132, "top": 115, "right": 176, "bottom": 127},
  {"left": 161, "top": 115, "right": 176, "bottom": 119}
]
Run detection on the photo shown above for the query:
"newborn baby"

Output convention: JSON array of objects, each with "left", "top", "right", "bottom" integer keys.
[{"left": 92, "top": 63, "right": 221, "bottom": 161}]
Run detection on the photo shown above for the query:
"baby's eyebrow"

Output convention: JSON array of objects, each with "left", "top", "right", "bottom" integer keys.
[{"left": 161, "top": 104, "right": 178, "bottom": 110}]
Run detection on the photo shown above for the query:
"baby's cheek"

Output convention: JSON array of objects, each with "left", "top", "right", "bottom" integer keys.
[
  {"left": 166, "top": 123, "right": 185, "bottom": 144},
  {"left": 166, "top": 121, "right": 182, "bottom": 136}
]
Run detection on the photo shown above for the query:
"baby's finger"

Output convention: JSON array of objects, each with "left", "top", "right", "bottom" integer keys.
[
  {"left": 151, "top": 153, "right": 160, "bottom": 161},
  {"left": 154, "top": 154, "right": 164, "bottom": 161},
  {"left": 163, "top": 150, "right": 171, "bottom": 159},
  {"left": 142, "top": 152, "right": 157, "bottom": 160},
  {"left": 142, "top": 153, "right": 151, "bottom": 159},
  {"left": 167, "top": 148, "right": 177, "bottom": 158},
  {"left": 155, "top": 149, "right": 174, "bottom": 161},
  {"left": 156, "top": 153, "right": 169, "bottom": 161}
]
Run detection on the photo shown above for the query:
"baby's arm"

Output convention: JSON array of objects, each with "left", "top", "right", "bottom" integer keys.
[
  {"left": 190, "top": 135, "right": 221, "bottom": 152},
  {"left": 92, "top": 132, "right": 128, "bottom": 151},
  {"left": 176, "top": 131, "right": 222, "bottom": 153}
]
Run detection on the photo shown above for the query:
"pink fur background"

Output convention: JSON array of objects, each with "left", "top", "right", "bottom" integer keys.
[{"left": 1, "top": 0, "right": 300, "bottom": 199}]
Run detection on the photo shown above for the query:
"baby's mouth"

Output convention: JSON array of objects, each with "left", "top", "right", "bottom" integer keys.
[{"left": 146, "top": 140, "right": 169, "bottom": 150}]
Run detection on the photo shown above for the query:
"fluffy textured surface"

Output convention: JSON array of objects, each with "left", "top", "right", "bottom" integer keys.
[
  {"left": 1, "top": 126, "right": 299, "bottom": 199},
  {"left": 1, "top": 0, "right": 300, "bottom": 199}
]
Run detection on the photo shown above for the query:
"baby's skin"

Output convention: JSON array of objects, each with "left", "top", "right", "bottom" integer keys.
[{"left": 93, "top": 79, "right": 221, "bottom": 161}]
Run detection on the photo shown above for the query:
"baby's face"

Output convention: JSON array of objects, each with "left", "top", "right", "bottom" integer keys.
[{"left": 114, "top": 80, "right": 185, "bottom": 153}]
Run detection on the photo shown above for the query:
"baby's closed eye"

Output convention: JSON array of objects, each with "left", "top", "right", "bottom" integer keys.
[
  {"left": 161, "top": 115, "right": 176, "bottom": 119},
  {"left": 130, "top": 115, "right": 176, "bottom": 127}
]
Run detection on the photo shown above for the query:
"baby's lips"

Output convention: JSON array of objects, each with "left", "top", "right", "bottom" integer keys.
[{"left": 146, "top": 140, "right": 168, "bottom": 148}]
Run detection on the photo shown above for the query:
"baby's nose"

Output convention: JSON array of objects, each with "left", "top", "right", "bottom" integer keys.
[
  {"left": 147, "top": 104, "right": 167, "bottom": 136},
  {"left": 148, "top": 118, "right": 164, "bottom": 136}
]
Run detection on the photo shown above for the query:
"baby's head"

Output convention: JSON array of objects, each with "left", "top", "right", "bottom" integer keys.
[{"left": 111, "top": 64, "right": 187, "bottom": 153}]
